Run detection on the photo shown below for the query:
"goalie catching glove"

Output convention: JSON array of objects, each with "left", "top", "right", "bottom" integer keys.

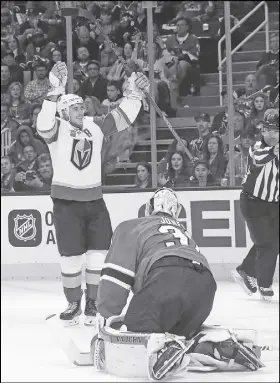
[
  {"left": 47, "top": 61, "right": 68, "bottom": 97},
  {"left": 147, "top": 326, "right": 265, "bottom": 381}
]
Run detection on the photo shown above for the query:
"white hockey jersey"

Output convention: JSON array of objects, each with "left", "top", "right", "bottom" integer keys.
[{"left": 37, "top": 96, "right": 141, "bottom": 201}]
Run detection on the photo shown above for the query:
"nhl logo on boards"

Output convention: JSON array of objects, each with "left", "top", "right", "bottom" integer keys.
[
  {"left": 8, "top": 210, "right": 42, "bottom": 247},
  {"left": 14, "top": 214, "right": 36, "bottom": 242}
]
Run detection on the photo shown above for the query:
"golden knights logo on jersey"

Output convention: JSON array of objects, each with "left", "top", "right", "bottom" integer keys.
[{"left": 70, "top": 138, "right": 93, "bottom": 170}]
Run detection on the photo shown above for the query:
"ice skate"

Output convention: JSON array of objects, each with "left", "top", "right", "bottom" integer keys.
[
  {"left": 84, "top": 290, "right": 98, "bottom": 326},
  {"left": 59, "top": 299, "right": 82, "bottom": 326},
  {"left": 259, "top": 286, "right": 274, "bottom": 302},
  {"left": 231, "top": 267, "right": 257, "bottom": 295}
]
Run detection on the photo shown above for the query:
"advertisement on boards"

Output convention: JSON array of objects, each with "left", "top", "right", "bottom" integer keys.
[{"left": 1, "top": 190, "right": 254, "bottom": 270}]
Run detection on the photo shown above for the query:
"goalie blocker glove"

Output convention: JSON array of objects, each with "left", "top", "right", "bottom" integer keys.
[{"left": 147, "top": 329, "right": 265, "bottom": 381}]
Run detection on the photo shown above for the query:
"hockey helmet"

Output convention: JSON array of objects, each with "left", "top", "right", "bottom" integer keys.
[
  {"left": 260, "top": 108, "right": 279, "bottom": 130},
  {"left": 145, "top": 187, "right": 181, "bottom": 219},
  {"left": 57, "top": 94, "right": 84, "bottom": 119}
]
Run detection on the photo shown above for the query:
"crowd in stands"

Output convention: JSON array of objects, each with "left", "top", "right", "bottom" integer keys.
[{"left": 1, "top": 1, "right": 279, "bottom": 193}]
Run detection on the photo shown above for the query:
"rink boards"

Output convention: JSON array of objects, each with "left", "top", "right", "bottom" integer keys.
[{"left": 1, "top": 188, "right": 279, "bottom": 280}]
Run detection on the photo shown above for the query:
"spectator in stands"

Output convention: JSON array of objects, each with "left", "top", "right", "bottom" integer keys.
[
  {"left": 1, "top": 101, "right": 18, "bottom": 143},
  {"left": 24, "top": 60, "right": 50, "bottom": 104},
  {"left": 80, "top": 60, "right": 108, "bottom": 102},
  {"left": 202, "top": 134, "right": 227, "bottom": 185},
  {"left": 1, "top": 155, "right": 16, "bottom": 193},
  {"left": 1, "top": 64, "right": 12, "bottom": 97},
  {"left": 134, "top": 2, "right": 147, "bottom": 33},
  {"left": 30, "top": 103, "right": 44, "bottom": 141},
  {"left": 221, "top": 128, "right": 255, "bottom": 187},
  {"left": 189, "top": 112, "right": 211, "bottom": 159},
  {"left": 71, "top": 76, "right": 82, "bottom": 97},
  {"left": 134, "top": 162, "right": 152, "bottom": 188},
  {"left": 84, "top": 96, "right": 105, "bottom": 121},
  {"left": 13, "top": 144, "right": 38, "bottom": 191},
  {"left": 133, "top": 36, "right": 176, "bottom": 117},
  {"left": 73, "top": 46, "right": 91, "bottom": 81},
  {"left": 211, "top": 90, "right": 244, "bottom": 139},
  {"left": 102, "top": 80, "right": 123, "bottom": 114},
  {"left": 25, "top": 28, "right": 56, "bottom": 63},
  {"left": 256, "top": 32, "right": 279, "bottom": 71},
  {"left": 158, "top": 150, "right": 190, "bottom": 187},
  {"left": 113, "top": 9, "right": 137, "bottom": 47},
  {"left": 1, "top": 50, "right": 24, "bottom": 84},
  {"left": 73, "top": 25, "right": 99, "bottom": 61},
  {"left": 233, "top": 74, "right": 259, "bottom": 118},
  {"left": 93, "top": 4, "right": 120, "bottom": 45},
  {"left": 6, "top": 82, "right": 31, "bottom": 126},
  {"left": 107, "top": 42, "right": 134, "bottom": 81},
  {"left": 165, "top": 16, "right": 200, "bottom": 96},
  {"left": 158, "top": 137, "right": 193, "bottom": 181},
  {"left": 245, "top": 93, "right": 269, "bottom": 130},
  {"left": 99, "top": 38, "right": 119, "bottom": 77},
  {"left": 49, "top": 47, "right": 63, "bottom": 69},
  {"left": 9, "top": 125, "right": 48, "bottom": 164},
  {"left": 23, "top": 153, "right": 53, "bottom": 191},
  {"left": 189, "top": 159, "right": 216, "bottom": 187},
  {"left": 255, "top": 65, "right": 278, "bottom": 107},
  {"left": 7, "top": 36, "right": 26, "bottom": 65}
]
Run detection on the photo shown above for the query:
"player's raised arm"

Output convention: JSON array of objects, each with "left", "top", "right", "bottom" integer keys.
[
  {"left": 36, "top": 61, "right": 68, "bottom": 143},
  {"left": 96, "top": 221, "right": 138, "bottom": 319},
  {"left": 100, "top": 72, "right": 150, "bottom": 138}
]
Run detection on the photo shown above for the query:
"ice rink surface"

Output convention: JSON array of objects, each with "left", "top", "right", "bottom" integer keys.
[{"left": 1, "top": 280, "right": 279, "bottom": 382}]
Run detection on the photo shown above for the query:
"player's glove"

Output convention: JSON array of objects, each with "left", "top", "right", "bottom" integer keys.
[
  {"left": 47, "top": 61, "right": 67, "bottom": 97},
  {"left": 135, "top": 72, "right": 150, "bottom": 93},
  {"left": 123, "top": 72, "right": 150, "bottom": 101}
]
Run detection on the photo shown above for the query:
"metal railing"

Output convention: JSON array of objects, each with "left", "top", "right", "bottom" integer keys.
[
  {"left": 218, "top": 1, "right": 269, "bottom": 105},
  {"left": 1, "top": 128, "right": 15, "bottom": 157}
]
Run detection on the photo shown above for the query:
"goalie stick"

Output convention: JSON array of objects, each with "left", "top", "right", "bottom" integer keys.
[{"left": 57, "top": 6, "right": 194, "bottom": 161}]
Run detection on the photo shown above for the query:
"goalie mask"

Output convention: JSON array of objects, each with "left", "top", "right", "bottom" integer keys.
[
  {"left": 145, "top": 188, "right": 181, "bottom": 219},
  {"left": 57, "top": 94, "right": 84, "bottom": 120}
]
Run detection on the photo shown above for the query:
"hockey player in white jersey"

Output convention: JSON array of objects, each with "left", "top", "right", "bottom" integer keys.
[{"left": 36, "top": 61, "right": 149, "bottom": 326}]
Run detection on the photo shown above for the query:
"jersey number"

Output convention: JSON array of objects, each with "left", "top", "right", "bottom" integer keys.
[{"left": 158, "top": 225, "right": 190, "bottom": 247}]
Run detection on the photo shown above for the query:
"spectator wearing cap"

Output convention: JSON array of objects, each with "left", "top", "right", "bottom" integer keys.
[
  {"left": 73, "top": 26, "right": 99, "bottom": 62},
  {"left": 189, "top": 112, "right": 212, "bottom": 159},
  {"left": 24, "top": 61, "right": 50, "bottom": 104},
  {"left": 25, "top": 28, "right": 56, "bottom": 63},
  {"left": 80, "top": 60, "right": 108, "bottom": 102},
  {"left": 2, "top": 50, "right": 24, "bottom": 84},
  {"left": 189, "top": 159, "right": 216, "bottom": 187},
  {"left": 222, "top": 128, "right": 256, "bottom": 186},
  {"left": 165, "top": 16, "right": 200, "bottom": 96},
  {"left": 202, "top": 133, "right": 227, "bottom": 185}
]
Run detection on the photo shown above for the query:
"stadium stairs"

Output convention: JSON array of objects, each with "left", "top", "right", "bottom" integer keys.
[{"left": 105, "top": 12, "right": 279, "bottom": 187}]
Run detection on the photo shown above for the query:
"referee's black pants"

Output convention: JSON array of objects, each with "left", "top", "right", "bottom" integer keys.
[{"left": 239, "top": 192, "right": 279, "bottom": 288}]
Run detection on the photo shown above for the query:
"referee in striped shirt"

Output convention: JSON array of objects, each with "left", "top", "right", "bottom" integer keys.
[{"left": 232, "top": 109, "right": 279, "bottom": 301}]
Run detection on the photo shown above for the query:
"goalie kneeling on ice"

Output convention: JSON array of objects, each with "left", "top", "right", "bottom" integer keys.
[{"left": 90, "top": 324, "right": 265, "bottom": 379}]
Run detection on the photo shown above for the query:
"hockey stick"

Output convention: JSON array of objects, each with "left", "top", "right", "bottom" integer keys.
[
  {"left": 58, "top": 7, "right": 194, "bottom": 161},
  {"left": 45, "top": 313, "right": 93, "bottom": 366}
]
